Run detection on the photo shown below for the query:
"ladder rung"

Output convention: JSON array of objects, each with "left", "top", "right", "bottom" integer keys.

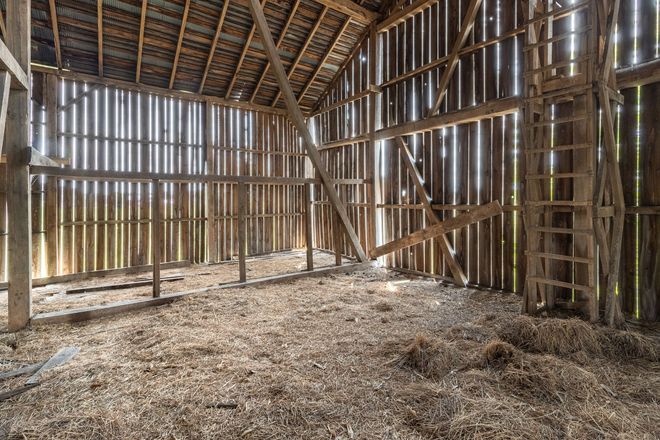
[
  {"left": 525, "top": 113, "right": 589, "bottom": 128},
  {"left": 528, "top": 276, "right": 593, "bottom": 293},
  {"left": 528, "top": 226, "right": 594, "bottom": 235},
  {"left": 524, "top": 55, "right": 591, "bottom": 76},
  {"left": 523, "top": 26, "right": 592, "bottom": 52},
  {"left": 526, "top": 251, "right": 592, "bottom": 264},
  {"left": 524, "top": 84, "right": 592, "bottom": 101},
  {"left": 525, "top": 143, "right": 592, "bottom": 154},
  {"left": 526, "top": 172, "right": 592, "bottom": 180}
]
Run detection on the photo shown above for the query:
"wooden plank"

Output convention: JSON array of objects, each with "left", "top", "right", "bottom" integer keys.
[
  {"left": 377, "top": 0, "right": 438, "bottom": 32},
  {"left": 168, "top": 0, "right": 191, "bottom": 89},
  {"left": 65, "top": 276, "right": 184, "bottom": 294},
  {"left": 47, "top": 0, "right": 62, "bottom": 69},
  {"left": 97, "top": 0, "right": 103, "bottom": 77},
  {"left": 135, "top": 0, "right": 148, "bottom": 82},
  {"left": 198, "top": 0, "right": 230, "bottom": 94},
  {"left": 314, "top": 0, "right": 376, "bottom": 24},
  {"left": 0, "top": 362, "right": 44, "bottom": 380},
  {"left": 32, "top": 262, "right": 374, "bottom": 325},
  {"left": 6, "top": 0, "right": 32, "bottom": 331},
  {"left": 375, "top": 97, "right": 519, "bottom": 141},
  {"left": 394, "top": 136, "right": 467, "bottom": 286},
  {"left": 25, "top": 347, "right": 79, "bottom": 385},
  {"left": 247, "top": 0, "right": 368, "bottom": 262},
  {"left": 371, "top": 201, "right": 503, "bottom": 258}
]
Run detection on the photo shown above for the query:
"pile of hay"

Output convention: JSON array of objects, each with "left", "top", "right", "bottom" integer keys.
[{"left": 393, "top": 316, "right": 660, "bottom": 439}]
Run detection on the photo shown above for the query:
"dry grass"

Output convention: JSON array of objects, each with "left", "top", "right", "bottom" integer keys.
[{"left": 1, "top": 257, "right": 658, "bottom": 439}]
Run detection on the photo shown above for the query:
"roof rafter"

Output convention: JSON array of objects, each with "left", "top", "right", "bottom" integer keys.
[
  {"left": 249, "top": 0, "right": 301, "bottom": 103},
  {"left": 271, "top": 6, "right": 329, "bottom": 106},
  {"left": 198, "top": 0, "right": 231, "bottom": 94},
  {"left": 225, "top": 0, "right": 268, "bottom": 99},
  {"left": 314, "top": 0, "right": 377, "bottom": 24},
  {"left": 97, "top": 0, "right": 103, "bottom": 77},
  {"left": 296, "top": 17, "right": 351, "bottom": 104},
  {"left": 48, "top": 0, "right": 62, "bottom": 69},
  {"left": 135, "top": 0, "right": 148, "bottom": 82},
  {"left": 169, "top": 0, "right": 191, "bottom": 89}
]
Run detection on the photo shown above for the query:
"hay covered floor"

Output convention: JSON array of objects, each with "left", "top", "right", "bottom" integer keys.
[{"left": 1, "top": 263, "right": 659, "bottom": 439}]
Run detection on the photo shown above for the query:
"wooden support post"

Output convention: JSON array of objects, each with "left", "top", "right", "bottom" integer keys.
[
  {"left": 367, "top": 23, "right": 378, "bottom": 255},
  {"left": 394, "top": 136, "right": 468, "bottom": 286},
  {"left": 333, "top": 209, "right": 342, "bottom": 266},
  {"left": 237, "top": 182, "right": 247, "bottom": 282},
  {"left": 45, "top": 74, "right": 58, "bottom": 277},
  {"left": 205, "top": 101, "right": 217, "bottom": 263},
  {"left": 246, "top": 0, "right": 368, "bottom": 262},
  {"left": 6, "top": 0, "right": 32, "bottom": 331},
  {"left": 304, "top": 183, "right": 313, "bottom": 271},
  {"left": 152, "top": 179, "right": 161, "bottom": 298}
]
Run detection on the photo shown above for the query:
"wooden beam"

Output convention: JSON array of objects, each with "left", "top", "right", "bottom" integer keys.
[
  {"left": 428, "top": 0, "right": 482, "bottom": 116},
  {"left": 31, "top": 262, "right": 374, "bottom": 325},
  {"left": 6, "top": 0, "right": 32, "bottom": 331},
  {"left": 314, "top": 0, "right": 376, "bottom": 24},
  {"left": 271, "top": 6, "right": 329, "bottom": 106},
  {"left": 0, "top": 9, "right": 5, "bottom": 37},
  {"left": 205, "top": 101, "right": 217, "bottom": 263},
  {"left": 198, "top": 0, "right": 230, "bottom": 94},
  {"left": 0, "top": 71, "right": 10, "bottom": 156},
  {"left": 247, "top": 0, "right": 368, "bottom": 262},
  {"left": 31, "top": 64, "right": 290, "bottom": 116},
  {"left": 97, "top": 0, "right": 103, "bottom": 77},
  {"left": 169, "top": 0, "right": 191, "bottom": 89},
  {"left": 225, "top": 0, "right": 268, "bottom": 99},
  {"left": 297, "top": 18, "right": 351, "bottom": 104},
  {"left": 394, "top": 136, "right": 467, "bottom": 286},
  {"left": 377, "top": 97, "right": 519, "bottom": 141},
  {"left": 0, "top": 37, "right": 29, "bottom": 90},
  {"left": 249, "top": 0, "right": 301, "bottom": 103},
  {"left": 135, "top": 0, "right": 148, "bottom": 82},
  {"left": 371, "top": 201, "right": 503, "bottom": 258},
  {"left": 304, "top": 183, "right": 314, "bottom": 270},
  {"left": 48, "top": 0, "right": 62, "bottom": 69},
  {"left": 616, "top": 58, "right": 660, "bottom": 90}
]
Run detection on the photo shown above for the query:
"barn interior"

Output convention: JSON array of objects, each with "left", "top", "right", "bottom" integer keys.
[{"left": 0, "top": 0, "right": 659, "bottom": 438}]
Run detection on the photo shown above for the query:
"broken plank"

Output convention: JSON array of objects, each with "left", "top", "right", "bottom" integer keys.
[
  {"left": 26, "top": 347, "right": 79, "bottom": 385},
  {"left": 0, "top": 362, "right": 45, "bottom": 380}
]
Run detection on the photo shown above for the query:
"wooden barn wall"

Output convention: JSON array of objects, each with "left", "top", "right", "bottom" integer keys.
[
  {"left": 313, "top": 0, "right": 659, "bottom": 320},
  {"left": 0, "top": 77, "right": 305, "bottom": 281}
]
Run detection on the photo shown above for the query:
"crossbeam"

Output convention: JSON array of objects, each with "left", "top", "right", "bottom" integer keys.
[{"left": 371, "top": 201, "right": 503, "bottom": 258}]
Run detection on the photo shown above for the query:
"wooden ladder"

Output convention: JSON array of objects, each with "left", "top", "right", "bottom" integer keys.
[{"left": 522, "top": 0, "right": 599, "bottom": 320}]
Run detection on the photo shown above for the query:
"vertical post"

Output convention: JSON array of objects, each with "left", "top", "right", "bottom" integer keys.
[
  {"left": 333, "top": 210, "right": 342, "bottom": 266},
  {"left": 7, "top": 0, "right": 32, "bottom": 331},
  {"left": 367, "top": 23, "right": 378, "bottom": 256},
  {"left": 237, "top": 182, "right": 247, "bottom": 282},
  {"left": 45, "top": 74, "right": 59, "bottom": 277},
  {"left": 205, "top": 101, "right": 217, "bottom": 263},
  {"left": 304, "top": 183, "right": 313, "bottom": 271},
  {"left": 152, "top": 179, "right": 161, "bottom": 297}
]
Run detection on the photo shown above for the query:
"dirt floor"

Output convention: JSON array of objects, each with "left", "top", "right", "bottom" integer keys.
[{"left": 0, "top": 254, "right": 658, "bottom": 439}]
